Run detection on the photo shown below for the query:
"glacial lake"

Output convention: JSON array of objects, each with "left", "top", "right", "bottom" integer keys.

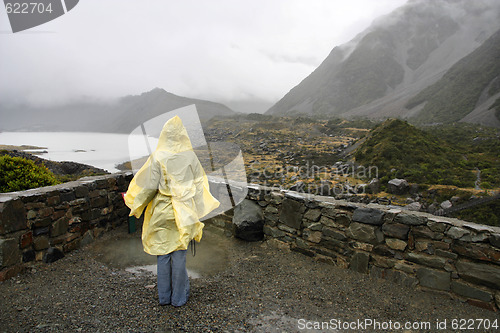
[{"left": 0, "top": 132, "right": 136, "bottom": 173}]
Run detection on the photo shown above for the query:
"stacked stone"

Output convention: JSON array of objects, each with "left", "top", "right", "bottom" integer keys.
[
  {"left": 236, "top": 186, "right": 500, "bottom": 311},
  {"left": 0, "top": 173, "right": 133, "bottom": 281}
]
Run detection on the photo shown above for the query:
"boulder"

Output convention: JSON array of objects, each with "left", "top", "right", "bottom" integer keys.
[
  {"left": 387, "top": 179, "right": 409, "bottom": 195},
  {"left": 404, "top": 202, "right": 422, "bottom": 211},
  {"left": 440, "top": 200, "right": 452, "bottom": 210},
  {"left": 233, "top": 199, "right": 265, "bottom": 241}
]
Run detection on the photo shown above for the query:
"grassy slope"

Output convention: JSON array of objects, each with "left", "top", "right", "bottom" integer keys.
[{"left": 353, "top": 119, "right": 500, "bottom": 188}]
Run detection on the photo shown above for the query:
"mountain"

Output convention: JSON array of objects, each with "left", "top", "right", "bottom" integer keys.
[
  {"left": 406, "top": 28, "right": 500, "bottom": 126},
  {"left": 266, "top": 0, "right": 500, "bottom": 126},
  {"left": 0, "top": 88, "right": 236, "bottom": 133}
]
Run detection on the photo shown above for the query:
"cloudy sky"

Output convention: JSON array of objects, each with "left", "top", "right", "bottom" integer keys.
[{"left": 0, "top": 0, "right": 406, "bottom": 112}]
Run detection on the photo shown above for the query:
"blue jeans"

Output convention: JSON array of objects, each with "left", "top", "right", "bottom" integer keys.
[{"left": 157, "top": 250, "right": 190, "bottom": 306}]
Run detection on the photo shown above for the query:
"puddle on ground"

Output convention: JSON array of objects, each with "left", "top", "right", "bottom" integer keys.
[{"left": 91, "top": 225, "right": 232, "bottom": 279}]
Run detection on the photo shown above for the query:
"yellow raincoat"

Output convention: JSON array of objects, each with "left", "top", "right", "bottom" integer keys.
[{"left": 124, "top": 116, "right": 220, "bottom": 255}]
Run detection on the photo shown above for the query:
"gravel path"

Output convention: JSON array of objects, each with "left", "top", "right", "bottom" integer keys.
[{"left": 1, "top": 226, "right": 499, "bottom": 332}]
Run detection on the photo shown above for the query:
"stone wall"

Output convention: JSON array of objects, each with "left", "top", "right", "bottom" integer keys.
[
  {"left": 0, "top": 172, "right": 133, "bottom": 281},
  {"left": 2, "top": 177, "right": 500, "bottom": 311},
  {"left": 212, "top": 184, "right": 500, "bottom": 311}
]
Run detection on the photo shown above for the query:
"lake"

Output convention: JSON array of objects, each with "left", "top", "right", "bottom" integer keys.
[{"left": 0, "top": 132, "right": 134, "bottom": 173}]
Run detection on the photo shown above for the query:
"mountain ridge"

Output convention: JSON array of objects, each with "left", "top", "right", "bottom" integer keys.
[
  {"left": 266, "top": 0, "right": 500, "bottom": 126},
  {"left": 0, "top": 88, "right": 237, "bottom": 133}
]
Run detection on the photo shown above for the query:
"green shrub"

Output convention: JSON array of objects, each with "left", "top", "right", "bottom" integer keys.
[{"left": 0, "top": 155, "right": 59, "bottom": 193}]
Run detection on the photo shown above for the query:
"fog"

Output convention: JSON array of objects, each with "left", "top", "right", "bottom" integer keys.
[{"left": 0, "top": 0, "right": 406, "bottom": 112}]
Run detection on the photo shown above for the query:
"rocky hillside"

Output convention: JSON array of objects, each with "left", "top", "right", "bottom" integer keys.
[
  {"left": 266, "top": 0, "right": 500, "bottom": 126},
  {"left": 352, "top": 119, "right": 500, "bottom": 189},
  {"left": 0, "top": 88, "right": 236, "bottom": 133},
  {"left": 406, "top": 28, "right": 500, "bottom": 126}
]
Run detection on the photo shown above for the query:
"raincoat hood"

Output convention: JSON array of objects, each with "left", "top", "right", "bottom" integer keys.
[
  {"left": 156, "top": 116, "right": 193, "bottom": 153},
  {"left": 124, "top": 115, "right": 220, "bottom": 255}
]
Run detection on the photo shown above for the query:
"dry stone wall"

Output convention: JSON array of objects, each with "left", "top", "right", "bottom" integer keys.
[
  {"left": 0, "top": 172, "right": 133, "bottom": 281},
  {"left": 1, "top": 176, "right": 500, "bottom": 311},
  {"left": 213, "top": 184, "right": 500, "bottom": 311}
]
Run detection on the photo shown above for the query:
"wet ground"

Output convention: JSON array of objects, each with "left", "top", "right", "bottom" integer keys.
[
  {"left": 1, "top": 225, "right": 499, "bottom": 332},
  {"left": 89, "top": 226, "right": 231, "bottom": 279}
]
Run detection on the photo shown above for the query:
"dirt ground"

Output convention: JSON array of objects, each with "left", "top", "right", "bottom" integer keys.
[{"left": 1, "top": 225, "right": 499, "bottom": 332}]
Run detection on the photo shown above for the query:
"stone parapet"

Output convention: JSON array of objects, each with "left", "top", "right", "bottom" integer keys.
[
  {"left": 210, "top": 186, "right": 500, "bottom": 311},
  {"left": 2, "top": 178, "right": 499, "bottom": 311},
  {"left": 0, "top": 172, "right": 133, "bottom": 280}
]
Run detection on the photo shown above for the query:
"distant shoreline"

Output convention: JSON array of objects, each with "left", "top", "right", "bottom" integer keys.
[{"left": 0, "top": 144, "right": 47, "bottom": 151}]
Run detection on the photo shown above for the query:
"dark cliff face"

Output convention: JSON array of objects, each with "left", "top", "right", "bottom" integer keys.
[{"left": 266, "top": 0, "right": 500, "bottom": 124}]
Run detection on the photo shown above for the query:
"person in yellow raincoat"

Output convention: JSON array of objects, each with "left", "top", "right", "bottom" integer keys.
[{"left": 124, "top": 115, "right": 219, "bottom": 306}]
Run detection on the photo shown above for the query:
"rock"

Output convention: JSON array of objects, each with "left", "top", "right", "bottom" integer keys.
[
  {"left": 451, "top": 241, "right": 500, "bottom": 263},
  {"left": 470, "top": 233, "right": 488, "bottom": 242},
  {"left": 33, "top": 236, "right": 50, "bottom": 251},
  {"left": 435, "top": 249, "right": 458, "bottom": 260},
  {"left": 233, "top": 199, "right": 265, "bottom": 241},
  {"left": 495, "top": 292, "right": 500, "bottom": 309},
  {"left": 350, "top": 252, "right": 370, "bottom": 274},
  {"left": 347, "top": 222, "right": 383, "bottom": 244},
  {"left": 440, "top": 200, "right": 452, "bottom": 210},
  {"left": 371, "top": 255, "right": 397, "bottom": 268},
  {"left": 387, "top": 179, "right": 409, "bottom": 195},
  {"left": 373, "top": 244, "right": 395, "bottom": 256},
  {"left": 371, "top": 266, "right": 418, "bottom": 288},
  {"left": 405, "top": 252, "right": 446, "bottom": 269},
  {"left": 394, "top": 261, "right": 417, "bottom": 274},
  {"left": 80, "top": 230, "right": 94, "bottom": 247},
  {"left": 427, "top": 203, "right": 439, "bottom": 214},
  {"left": 382, "top": 223, "right": 410, "bottom": 240},
  {"left": 455, "top": 261, "right": 500, "bottom": 289},
  {"left": 451, "top": 281, "right": 493, "bottom": 302},
  {"left": 404, "top": 202, "right": 421, "bottom": 211},
  {"left": 352, "top": 208, "right": 384, "bottom": 225},
  {"left": 412, "top": 226, "right": 443, "bottom": 240},
  {"left": 416, "top": 267, "right": 451, "bottom": 291},
  {"left": 263, "top": 225, "right": 285, "bottom": 238},
  {"left": 0, "top": 238, "right": 21, "bottom": 267},
  {"left": 427, "top": 220, "right": 448, "bottom": 233},
  {"left": 43, "top": 247, "right": 65, "bottom": 263},
  {"left": 386, "top": 238, "right": 407, "bottom": 251},
  {"left": 304, "top": 230, "right": 322, "bottom": 243},
  {"left": 322, "top": 228, "right": 347, "bottom": 241},
  {"left": 51, "top": 217, "right": 69, "bottom": 237},
  {"left": 0, "top": 199, "right": 27, "bottom": 234},
  {"left": 279, "top": 199, "right": 304, "bottom": 229},
  {"left": 489, "top": 234, "right": 500, "bottom": 249},
  {"left": 303, "top": 208, "right": 321, "bottom": 222},
  {"left": 394, "top": 213, "right": 426, "bottom": 226}
]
